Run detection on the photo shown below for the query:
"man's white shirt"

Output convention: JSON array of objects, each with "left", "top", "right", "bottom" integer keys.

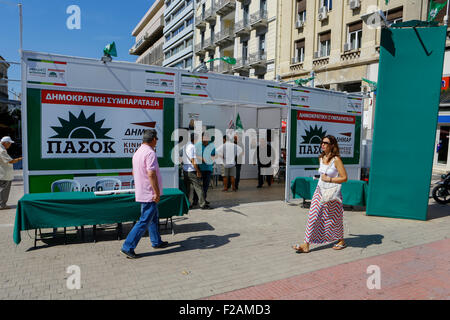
[
  {"left": 182, "top": 142, "right": 197, "bottom": 172},
  {"left": 216, "top": 142, "right": 243, "bottom": 168}
]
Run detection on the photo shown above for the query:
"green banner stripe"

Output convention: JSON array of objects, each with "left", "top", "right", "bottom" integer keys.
[
  {"left": 293, "top": 89, "right": 310, "bottom": 93},
  {"left": 182, "top": 74, "right": 208, "bottom": 79},
  {"left": 267, "top": 85, "right": 288, "bottom": 90},
  {"left": 292, "top": 104, "right": 309, "bottom": 107},
  {"left": 146, "top": 70, "right": 175, "bottom": 76},
  {"left": 28, "top": 81, "right": 66, "bottom": 86},
  {"left": 28, "top": 58, "right": 66, "bottom": 64},
  {"left": 181, "top": 93, "right": 208, "bottom": 97},
  {"left": 266, "top": 101, "right": 287, "bottom": 105},
  {"left": 145, "top": 90, "right": 174, "bottom": 94}
]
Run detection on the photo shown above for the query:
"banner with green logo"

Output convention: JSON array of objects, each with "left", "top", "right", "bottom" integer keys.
[
  {"left": 26, "top": 88, "right": 175, "bottom": 171},
  {"left": 289, "top": 109, "right": 361, "bottom": 166}
]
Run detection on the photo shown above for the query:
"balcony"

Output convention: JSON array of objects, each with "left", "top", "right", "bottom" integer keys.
[
  {"left": 205, "top": 7, "right": 217, "bottom": 23},
  {"left": 232, "top": 57, "right": 250, "bottom": 71},
  {"left": 248, "top": 51, "right": 267, "bottom": 67},
  {"left": 194, "top": 42, "right": 206, "bottom": 56},
  {"left": 234, "top": 19, "right": 251, "bottom": 36},
  {"left": 195, "top": 12, "right": 207, "bottom": 29},
  {"left": 214, "top": 27, "right": 235, "bottom": 46},
  {"left": 203, "top": 37, "right": 216, "bottom": 51},
  {"left": 250, "top": 10, "right": 268, "bottom": 29},
  {"left": 291, "top": 56, "right": 304, "bottom": 65},
  {"left": 213, "top": 60, "right": 234, "bottom": 74},
  {"left": 129, "top": 36, "right": 148, "bottom": 55},
  {"left": 215, "top": 0, "right": 236, "bottom": 16}
]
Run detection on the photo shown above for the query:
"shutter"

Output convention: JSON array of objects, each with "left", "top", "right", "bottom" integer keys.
[
  {"left": 297, "top": 0, "right": 306, "bottom": 13},
  {"left": 296, "top": 39, "right": 305, "bottom": 49},
  {"left": 320, "top": 32, "right": 331, "bottom": 42},
  {"left": 348, "top": 21, "right": 362, "bottom": 32},
  {"left": 387, "top": 7, "right": 403, "bottom": 21}
]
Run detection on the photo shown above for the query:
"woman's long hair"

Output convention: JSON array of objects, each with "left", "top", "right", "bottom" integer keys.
[{"left": 319, "top": 135, "right": 340, "bottom": 161}]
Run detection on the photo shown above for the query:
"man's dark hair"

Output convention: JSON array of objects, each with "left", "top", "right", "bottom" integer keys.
[{"left": 143, "top": 129, "right": 157, "bottom": 143}]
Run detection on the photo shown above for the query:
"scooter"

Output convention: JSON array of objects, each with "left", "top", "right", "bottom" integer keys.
[{"left": 432, "top": 172, "right": 450, "bottom": 204}]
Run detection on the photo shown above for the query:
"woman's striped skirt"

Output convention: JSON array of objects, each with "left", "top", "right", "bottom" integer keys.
[{"left": 304, "top": 186, "right": 344, "bottom": 244}]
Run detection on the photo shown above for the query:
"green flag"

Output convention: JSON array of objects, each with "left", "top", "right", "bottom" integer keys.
[
  {"left": 428, "top": 0, "right": 447, "bottom": 21},
  {"left": 103, "top": 41, "right": 117, "bottom": 57},
  {"left": 236, "top": 113, "right": 243, "bottom": 132},
  {"left": 385, "top": 0, "right": 389, "bottom": 4}
]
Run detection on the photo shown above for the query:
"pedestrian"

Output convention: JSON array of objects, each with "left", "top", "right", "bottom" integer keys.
[
  {"left": 293, "top": 135, "right": 348, "bottom": 253},
  {"left": 192, "top": 133, "right": 215, "bottom": 206},
  {"left": 227, "top": 135, "right": 242, "bottom": 190},
  {"left": 121, "top": 129, "right": 168, "bottom": 259},
  {"left": 216, "top": 135, "right": 243, "bottom": 192},
  {"left": 0, "top": 136, "right": 22, "bottom": 210},
  {"left": 183, "top": 133, "right": 211, "bottom": 210},
  {"left": 256, "top": 137, "right": 273, "bottom": 188}
]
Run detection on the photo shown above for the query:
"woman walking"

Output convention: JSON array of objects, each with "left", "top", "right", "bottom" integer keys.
[{"left": 293, "top": 135, "right": 348, "bottom": 253}]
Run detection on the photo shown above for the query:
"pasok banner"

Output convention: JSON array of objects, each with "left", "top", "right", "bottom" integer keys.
[
  {"left": 296, "top": 110, "right": 355, "bottom": 158},
  {"left": 40, "top": 90, "right": 164, "bottom": 159}
]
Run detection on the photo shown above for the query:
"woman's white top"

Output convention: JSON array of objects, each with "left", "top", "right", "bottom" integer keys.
[{"left": 318, "top": 157, "right": 339, "bottom": 178}]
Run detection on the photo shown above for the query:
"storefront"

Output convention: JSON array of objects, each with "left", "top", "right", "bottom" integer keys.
[{"left": 434, "top": 75, "right": 450, "bottom": 172}]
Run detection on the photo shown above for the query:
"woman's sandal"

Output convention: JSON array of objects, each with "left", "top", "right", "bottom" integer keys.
[
  {"left": 292, "top": 244, "right": 309, "bottom": 253},
  {"left": 332, "top": 243, "right": 347, "bottom": 250}
]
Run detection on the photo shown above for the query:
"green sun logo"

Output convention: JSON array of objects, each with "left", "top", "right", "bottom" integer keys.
[
  {"left": 50, "top": 110, "right": 112, "bottom": 139},
  {"left": 301, "top": 125, "right": 327, "bottom": 144}
]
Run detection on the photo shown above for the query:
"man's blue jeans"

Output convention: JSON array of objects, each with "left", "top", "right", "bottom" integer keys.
[{"left": 122, "top": 202, "right": 162, "bottom": 252}]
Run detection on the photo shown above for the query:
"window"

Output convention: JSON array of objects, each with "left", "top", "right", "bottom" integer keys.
[
  {"left": 318, "top": 31, "right": 331, "bottom": 57},
  {"left": 186, "top": 16, "right": 194, "bottom": 27},
  {"left": 242, "top": 41, "right": 248, "bottom": 59},
  {"left": 259, "top": 34, "right": 266, "bottom": 54},
  {"left": 201, "top": 30, "right": 205, "bottom": 46},
  {"left": 386, "top": 7, "right": 403, "bottom": 24},
  {"left": 210, "top": 24, "right": 215, "bottom": 42},
  {"left": 185, "top": 37, "right": 193, "bottom": 47},
  {"left": 320, "top": 0, "right": 332, "bottom": 11},
  {"left": 260, "top": 0, "right": 267, "bottom": 12},
  {"left": 209, "top": 53, "right": 214, "bottom": 70},
  {"left": 243, "top": 4, "right": 250, "bottom": 24},
  {"left": 185, "top": 56, "right": 193, "bottom": 68},
  {"left": 295, "top": 39, "right": 305, "bottom": 63},
  {"left": 347, "top": 21, "right": 362, "bottom": 50},
  {"left": 297, "top": 0, "right": 306, "bottom": 22}
]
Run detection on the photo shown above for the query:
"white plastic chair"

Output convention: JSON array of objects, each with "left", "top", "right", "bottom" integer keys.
[
  {"left": 51, "top": 179, "right": 81, "bottom": 192},
  {"left": 48, "top": 179, "right": 81, "bottom": 245},
  {"left": 95, "top": 178, "right": 122, "bottom": 191},
  {"left": 94, "top": 178, "right": 123, "bottom": 241}
]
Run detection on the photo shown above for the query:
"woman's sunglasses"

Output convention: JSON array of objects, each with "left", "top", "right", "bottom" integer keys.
[{"left": 321, "top": 141, "right": 330, "bottom": 145}]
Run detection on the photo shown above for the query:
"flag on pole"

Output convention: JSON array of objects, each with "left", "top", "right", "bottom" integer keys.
[
  {"left": 235, "top": 113, "right": 243, "bottom": 132},
  {"left": 428, "top": 0, "right": 447, "bottom": 21},
  {"left": 228, "top": 114, "right": 235, "bottom": 129}
]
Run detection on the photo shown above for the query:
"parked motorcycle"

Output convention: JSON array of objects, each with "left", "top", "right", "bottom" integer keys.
[{"left": 432, "top": 172, "right": 450, "bottom": 204}]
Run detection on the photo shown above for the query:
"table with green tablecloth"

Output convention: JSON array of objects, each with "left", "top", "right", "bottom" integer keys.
[
  {"left": 14, "top": 188, "right": 189, "bottom": 245},
  {"left": 290, "top": 177, "right": 368, "bottom": 207}
]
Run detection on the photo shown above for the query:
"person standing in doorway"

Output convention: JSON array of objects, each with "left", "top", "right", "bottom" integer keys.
[
  {"left": 0, "top": 137, "right": 22, "bottom": 210},
  {"left": 228, "top": 135, "right": 243, "bottom": 190},
  {"left": 256, "top": 137, "right": 273, "bottom": 188},
  {"left": 293, "top": 135, "right": 348, "bottom": 253},
  {"left": 216, "top": 135, "right": 242, "bottom": 192},
  {"left": 192, "top": 133, "right": 215, "bottom": 206},
  {"left": 183, "top": 133, "right": 211, "bottom": 210},
  {"left": 121, "top": 129, "right": 168, "bottom": 259}
]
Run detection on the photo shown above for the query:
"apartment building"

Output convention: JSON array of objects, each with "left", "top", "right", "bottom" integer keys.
[
  {"left": 193, "top": 0, "right": 278, "bottom": 79},
  {"left": 130, "top": 0, "right": 165, "bottom": 66},
  {"left": 277, "top": 0, "right": 429, "bottom": 91},
  {"left": 0, "top": 55, "right": 9, "bottom": 113},
  {"left": 163, "top": 0, "right": 195, "bottom": 69}
]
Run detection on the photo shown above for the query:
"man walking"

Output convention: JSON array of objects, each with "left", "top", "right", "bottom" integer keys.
[
  {"left": 192, "top": 133, "right": 215, "bottom": 206},
  {"left": 0, "top": 136, "right": 22, "bottom": 210},
  {"left": 121, "top": 129, "right": 168, "bottom": 259},
  {"left": 216, "top": 135, "right": 243, "bottom": 192}
]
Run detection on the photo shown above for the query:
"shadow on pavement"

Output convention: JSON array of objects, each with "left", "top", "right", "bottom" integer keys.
[
  {"left": 426, "top": 203, "right": 450, "bottom": 221},
  {"left": 308, "top": 233, "right": 384, "bottom": 252},
  {"left": 136, "top": 233, "right": 240, "bottom": 258}
]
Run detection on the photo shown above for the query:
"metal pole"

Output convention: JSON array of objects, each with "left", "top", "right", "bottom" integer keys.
[
  {"left": 445, "top": 0, "right": 450, "bottom": 25},
  {"left": 18, "top": 3, "right": 23, "bottom": 54}
]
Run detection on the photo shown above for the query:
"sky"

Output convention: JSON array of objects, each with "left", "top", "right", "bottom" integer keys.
[{"left": 0, "top": 0, "right": 155, "bottom": 99}]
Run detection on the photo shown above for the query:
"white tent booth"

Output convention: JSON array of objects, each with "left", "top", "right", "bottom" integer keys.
[{"left": 21, "top": 50, "right": 364, "bottom": 203}]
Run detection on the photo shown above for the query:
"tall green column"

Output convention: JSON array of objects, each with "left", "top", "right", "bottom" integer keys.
[{"left": 366, "top": 25, "right": 446, "bottom": 220}]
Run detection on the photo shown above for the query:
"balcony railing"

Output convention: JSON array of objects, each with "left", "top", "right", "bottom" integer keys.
[
  {"left": 250, "top": 10, "right": 268, "bottom": 28},
  {"left": 205, "top": 7, "right": 217, "bottom": 23},
  {"left": 232, "top": 57, "right": 250, "bottom": 70},
  {"left": 213, "top": 60, "right": 234, "bottom": 74},
  {"left": 291, "top": 56, "right": 303, "bottom": 64},
  {"left": 214, "top": 27, "right": 235, "bottom": 46},
  {"left": 194, "top": 42, "right": 206, "bottom": 55},
  {"left": 203, "top": 37, "right": 216, "bottom": 51},
  {"left": 248, "top": 51, "right": 267, "bottom": 66},
  {"left": 215, "top": 0, "right": 236, "bottom": 16},
  {"left": 234, "top": 18, "right": 251, "bottom": 36},
  {"left": 195, "top": 12, "right": 207, "bottom": 28}
]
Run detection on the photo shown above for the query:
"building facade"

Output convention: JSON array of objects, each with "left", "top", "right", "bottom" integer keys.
[
  {"left": 130, "top": 0, "right": 165, "bottom": 66},
  {"left": 193, "top": 0, "right": 278, "bottom": 79},
  {"left": 0, "top": 55, "right": 9, "bottom": 113},
  {"left": 163, "top": 0, "right": 195, "bottom": 69}
]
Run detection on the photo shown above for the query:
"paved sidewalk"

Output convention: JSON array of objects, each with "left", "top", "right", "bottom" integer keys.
[
  {"left": 0, "top": 175, "right": 449, "bottom": 300},
  {"left": 206, "top": 238, "right": 450, "bottom": 300}
]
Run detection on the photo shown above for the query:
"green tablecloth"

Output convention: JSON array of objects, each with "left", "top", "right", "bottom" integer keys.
[
  {"left": 14, "top": 188, "right": 189, "bottom": 244},
  {"left": 291, "top": 177, "right": 368, "bottom": 207}
]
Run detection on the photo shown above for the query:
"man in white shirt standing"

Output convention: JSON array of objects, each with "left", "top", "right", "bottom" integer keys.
[
  {"left": 216, "top": 135, "right": 243, "bottom": 192},
  {"left": 183, "top": 133, "right": 211, "bottom": 210},
  {"left": 0, "top": 137, "right": 22, "bottom": 210}
]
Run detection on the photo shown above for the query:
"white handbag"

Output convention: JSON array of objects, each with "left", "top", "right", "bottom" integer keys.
[{"left": 318, "top": 158, "right": 342, "bottom": 205}]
